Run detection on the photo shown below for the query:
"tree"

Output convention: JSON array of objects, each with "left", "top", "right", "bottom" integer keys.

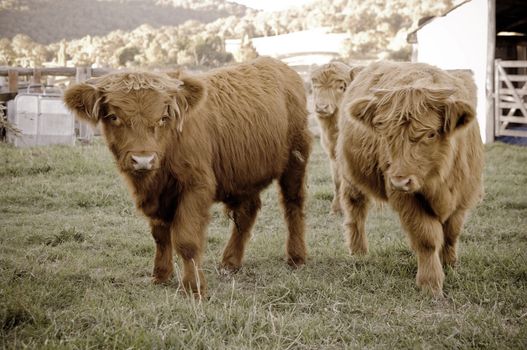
[
  {"left": 145, "top": 41, "right": 166, "bottom": 65},
  {"left": 236, "top": 39, "right": 258, "bottom": 62},
  {"left": 118, "top": 46, "right": 141, "bottom": 66},
  {"left": 191, "top": 35, "right": 233, "bottom": 67},
  {"left": 0, "top": 38, "right": 15, "bottom": 65}
]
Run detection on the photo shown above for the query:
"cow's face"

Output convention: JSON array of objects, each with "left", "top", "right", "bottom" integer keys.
[
  {"left": 64, "top": 72, "right": 205, "bottom": 178},
  {"left": 311, "top": 63, "right": 363, "bottom": 117},
  {"left": 347, "top": 87, "right": 475, "bottom": 193}
]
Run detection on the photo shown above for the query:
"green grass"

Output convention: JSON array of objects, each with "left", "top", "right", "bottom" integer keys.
[{"left": 0, "top": 139, "right": 526, "bottom": 349}]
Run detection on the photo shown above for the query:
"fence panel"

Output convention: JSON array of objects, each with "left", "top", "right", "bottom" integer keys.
[{"left": 495, "top": 59, "right": 527, "bottom": 138}]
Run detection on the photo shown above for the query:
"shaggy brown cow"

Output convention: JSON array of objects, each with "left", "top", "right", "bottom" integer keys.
[
  {"left": 337, "top": 61, "right": 484, "bottom": 297},
  {"left": 310, "top": 62, "right": 363, "bottom": 214},
  {"left": 64, "top": 57, "right": 312, "bottom": 297}
]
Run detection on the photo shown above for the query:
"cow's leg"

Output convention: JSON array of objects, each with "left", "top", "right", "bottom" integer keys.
[
  {"left": 441, "top": 209, "right": 467, "bottom": 267},
  {"left": 393, "top": 196, "right": 445, "bottom": 297},
  {"left": 171, "top": 188, "right": 213, "bottom": 298},
  {"left": 340, "top": 180, "right": 370, "bottom": 255},
  {"left": 150, "top": 220, "right": 173, "bottom": 283},
  {"left": 278, "top": 150, "right": 309, "bottom": 268},
  {"left": 220, "top": 195, "right": 261, "bottom": 272},
  {"left": 330, "top": 158, "right": 342, "bottom": 214}
]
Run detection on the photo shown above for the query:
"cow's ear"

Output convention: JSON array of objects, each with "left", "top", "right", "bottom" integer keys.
[
  {"left": 349, "top": 66, "right": 364, "bottom": 81},
  {"left": 177, "top": 76, "right": 206, "bottom": 112},
  {"left": 443, "top": 99, "right": 476, "bottom": 134},
  {"left": 63, "top": 83, "right": 103, "bottom": 125},
  {"left": 166, "top": 68, "right": 183, "bottom": 80},
  {"left": 167, "top": 76, "right": 206, "bottom": 132},
  {"left": 346, "top": 96, "right": 377, "bottom": 128}
]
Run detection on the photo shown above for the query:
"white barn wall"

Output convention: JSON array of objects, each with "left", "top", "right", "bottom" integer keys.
[{"left": 416, "top": 0, "right": 490, "bottom": 142}]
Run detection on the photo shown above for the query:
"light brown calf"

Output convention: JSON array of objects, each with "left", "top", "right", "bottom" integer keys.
[
  {"left": 64, "top": 57, "right": 312, "bottom": 297},
  {"left": 337, "top": 61, "right": 484, "bottom": 297},
  {"left": 310, "top": 62, "right": 363, "bottom": 213}
]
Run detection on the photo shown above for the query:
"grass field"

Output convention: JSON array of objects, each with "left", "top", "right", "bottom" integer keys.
[{"left": 1, "top": 139, "right": 526, "bottom": 349}]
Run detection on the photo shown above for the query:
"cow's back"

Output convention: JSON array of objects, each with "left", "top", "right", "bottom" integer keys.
[
  {"left": 198, "top": 57, "right": 310, "bottom": 198},
  {"left": 441, "top": 70, "right": 484, "bottom": 212}
]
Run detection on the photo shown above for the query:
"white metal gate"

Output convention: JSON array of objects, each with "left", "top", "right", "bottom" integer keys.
[{"left": 494, "top": 59, "right": 527, "bottom": 137}]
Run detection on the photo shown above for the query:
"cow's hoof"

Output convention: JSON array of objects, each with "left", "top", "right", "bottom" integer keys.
[
  {"left": 287, "top": 255, "right": 306, "bottom": 268},
  {"left": 348, "top": 245, "right": 368, "bottom": 256},
  {"left": 182, "top": 277, "right": 207, "bottom": 300},
  {"left": 152, "top": 268, "right": 173, "bottom": 284},
  {"left": 330, "top": 208, "right": 342, "bottom": 215},
  {"left": 419, "top": 284, "right": 444, "bottom": 299},
  {"left": 152, "top": 277, "right": 171, "bottom": 285},
  {"left": 440, "top": 247, "right": 458, "bottom": 267},
  {"left": 220, "top": 255, "right": 242, "bottom": 273},
  {"left": 331, "top": 200, "right": 342, "bottom": 215},
  {"left": 179, "top": 286, "right": 208, "bottom": 301},
  {"left": 416, "top": 272, "right": 444, "bottom": 299},
  {"left": 219, "top": 262, "right": 241, "bottom": 275}
]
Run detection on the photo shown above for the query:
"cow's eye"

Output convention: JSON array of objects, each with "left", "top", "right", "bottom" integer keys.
[
  {"left": 105, "top": 114, "right": 120, "bottom": 125},
  {"left": 427, "top": 131, "right": 437, "bottom": 140},
  {"left": 159, "top": 116, "right": 170, "bottom": 126}
]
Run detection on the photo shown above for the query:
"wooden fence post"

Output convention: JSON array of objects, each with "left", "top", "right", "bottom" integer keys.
[
  {"left": 75, "top": 66, "right": 92, "bottom": 83},
  {"left": 31, "top": 68, "right": 41, "bottom": 86},
  {"left": 8, "top": 70, "right": 18, "bottom": 93}
]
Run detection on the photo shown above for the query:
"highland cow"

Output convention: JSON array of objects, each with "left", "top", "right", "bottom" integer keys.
[
  {"left": 310, "top": 62, "right": 363, "bottom": 213},
  {"left": 64, "top": 57, "right": 312, "bottom": 297},
  {"left": 337, "top": 61, "right": 484, "bottom": 297}
]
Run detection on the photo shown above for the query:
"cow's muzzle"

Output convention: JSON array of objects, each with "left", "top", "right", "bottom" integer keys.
[
  {"left": 126, "top": 152, "right": 158, "bottom": 173},
  {"left": 315, "top": 103, "right": 335, "bottom": 116},
  {"left": 389, "top": 175, "right": 414, "bottom": 192}
]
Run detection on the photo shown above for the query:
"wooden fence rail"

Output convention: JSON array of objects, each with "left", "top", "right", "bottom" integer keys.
[
  {"left": 0, "top": 67, "right": 112, "bottom": 101},
  {"left": 0, "top": 67, "right": 110, "bottom": 77}
]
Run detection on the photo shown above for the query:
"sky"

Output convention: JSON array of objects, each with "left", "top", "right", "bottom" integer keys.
[{"left": 231, "top": 0, "right": 313, "bottom": 12}]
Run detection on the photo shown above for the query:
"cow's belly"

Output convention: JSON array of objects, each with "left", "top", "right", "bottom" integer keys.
[{"left": 213, "top": 121, "right": 290, "bottom": 199}]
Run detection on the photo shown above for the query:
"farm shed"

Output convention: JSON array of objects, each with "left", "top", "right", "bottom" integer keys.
[
  {"left": 225, "top": 28, "right": 348, "bottom": 67},
  {"left": 407, "top": 0, "right": 527, "bottom": 143}
]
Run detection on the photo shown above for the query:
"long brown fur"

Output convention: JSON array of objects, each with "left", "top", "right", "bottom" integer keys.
[
  {"left": 64, "top": 57, "right": 313, "bottom": 297},
  {"left": 310, "top": 62, "right": 363, "bottom": 214},
  {"left": 337, "top": 61, "right": 484, "bottom": 297}
]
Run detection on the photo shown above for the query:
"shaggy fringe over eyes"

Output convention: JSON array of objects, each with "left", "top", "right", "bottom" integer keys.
[
  {"left": 314, "top": 67, "right": 340, "bottom": 83},
  {"left": 91, "top": 96, "right": 104, "bottom": 119},
  {"left": 370, "top": 86, "right": 455, "bottom": 129},
  {"left": 312, "top": 62, "right": 351, "bottom": 84},
  {"left": 94, "top": 72, "right": 183, "bottom": 93}
]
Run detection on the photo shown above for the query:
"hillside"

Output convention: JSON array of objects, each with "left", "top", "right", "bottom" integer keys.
[
  {"left": 0, "top": 0, "right": 248, "bottom": 44},
  {"left": 0, "top": 0, "right": 456, "bottom": 68}
]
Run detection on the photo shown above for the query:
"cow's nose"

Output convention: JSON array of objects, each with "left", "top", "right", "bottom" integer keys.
[
  {"left": 390, "top": 176, "right": 412, "bottom": 191},
  {"left": 131, "top": 154, "right": 155, "bottom": 171},
  {"left": 315, "top": 104, "right": 329, "bottom": 113}
]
